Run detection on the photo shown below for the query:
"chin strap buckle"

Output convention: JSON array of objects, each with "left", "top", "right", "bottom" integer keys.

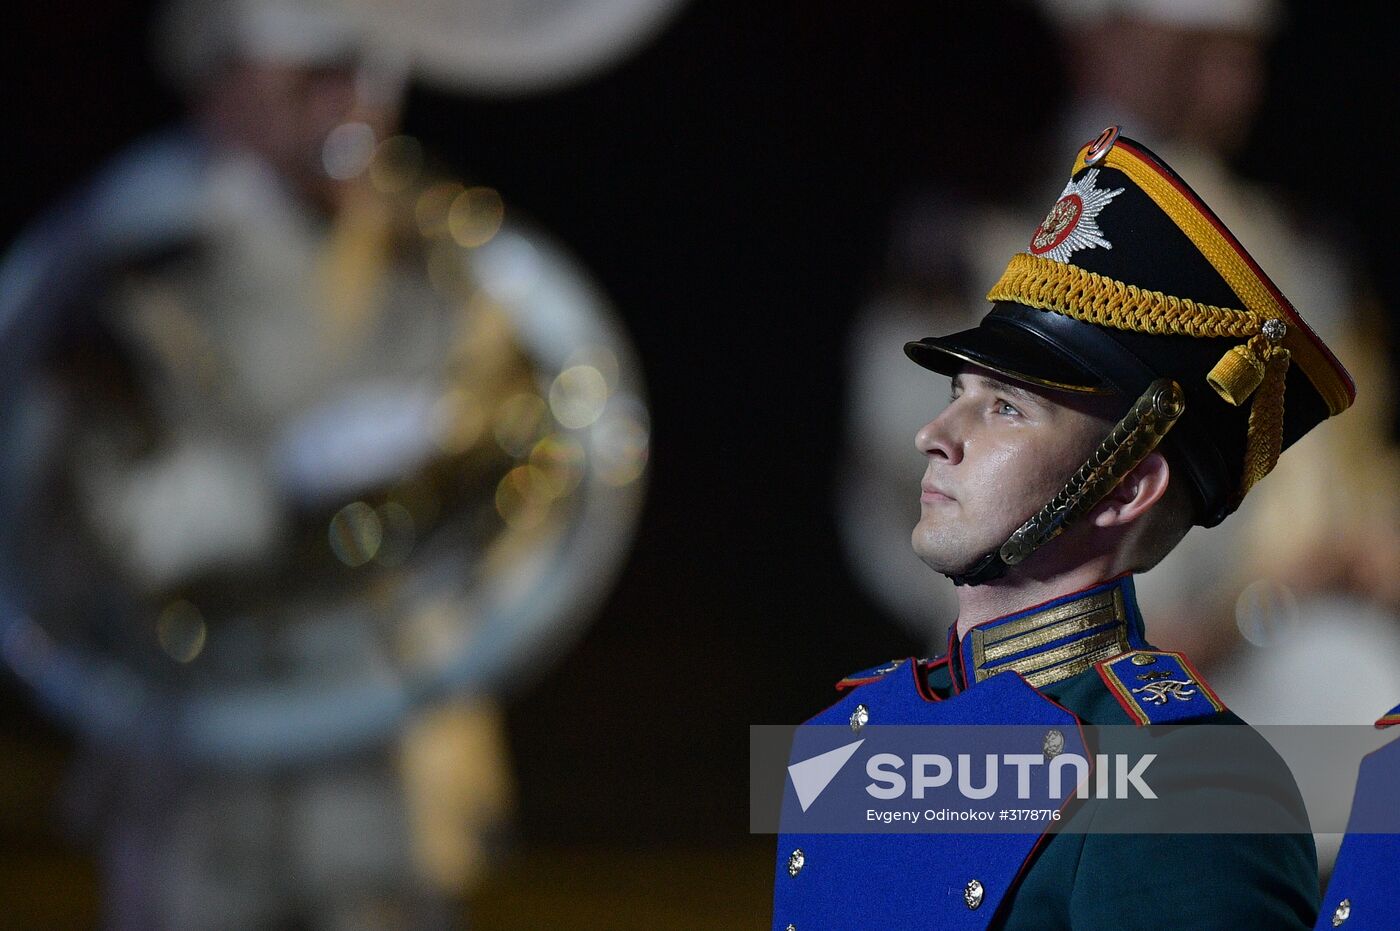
[{"left": 949, "top": 551, "right": 1008, "bottom": 587}]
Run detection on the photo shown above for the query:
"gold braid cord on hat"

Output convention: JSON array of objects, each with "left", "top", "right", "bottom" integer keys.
[{"left": 987, "top": 251, "right": 1291, "bottom": 498}]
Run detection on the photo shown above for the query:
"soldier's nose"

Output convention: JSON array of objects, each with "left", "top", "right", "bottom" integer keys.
[{"left": 916, "top": 415, "right": 961, "bottom": 463}]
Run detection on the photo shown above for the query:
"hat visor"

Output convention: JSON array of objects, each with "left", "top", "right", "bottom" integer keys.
[{"left": 904, "top": 318, "right": 1113, "bottom": 395}]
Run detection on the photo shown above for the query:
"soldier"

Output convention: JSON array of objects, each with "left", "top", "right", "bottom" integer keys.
[{"left": 773, "top": 127, "right": 1355, "bottom": 927}]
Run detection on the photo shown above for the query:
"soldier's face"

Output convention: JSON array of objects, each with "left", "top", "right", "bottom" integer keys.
[{"left": 911, "top": 366, "right": 1117, "bottom": 575}]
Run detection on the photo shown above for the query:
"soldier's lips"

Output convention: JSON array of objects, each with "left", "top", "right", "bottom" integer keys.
[{"left": 920, "top": 484, "right": 954, "bottom": 504}]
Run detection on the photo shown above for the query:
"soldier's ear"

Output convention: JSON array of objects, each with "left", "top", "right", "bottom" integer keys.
[{"left": 1091, "top": 451, "right": 1170, "bottom": 528}]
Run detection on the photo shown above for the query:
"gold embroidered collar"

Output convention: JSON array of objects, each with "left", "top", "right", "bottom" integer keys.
[{"left": 953, "top": 577, "right": 1146, "bottom": 691}]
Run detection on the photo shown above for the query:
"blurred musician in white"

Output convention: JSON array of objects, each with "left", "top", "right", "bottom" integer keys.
[{"left": 0, "top": 1, "right": 649, "bottom": 927}]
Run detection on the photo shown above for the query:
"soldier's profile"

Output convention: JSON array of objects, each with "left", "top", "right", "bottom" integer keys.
[{"left": 773, "top": 127, "right": 1354, "bottom": 928}]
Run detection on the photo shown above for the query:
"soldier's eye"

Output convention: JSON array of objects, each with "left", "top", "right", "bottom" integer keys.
[{"left": 997, "top": 400, "right": 1021, "bottom": 416}]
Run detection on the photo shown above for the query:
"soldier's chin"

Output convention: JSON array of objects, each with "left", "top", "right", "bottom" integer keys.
[
  {"left": 917, "top": 552, "right": 986, "bottom": 577},
  {"left": 911, "top": 531, "right": 986, "bottom": 577}
]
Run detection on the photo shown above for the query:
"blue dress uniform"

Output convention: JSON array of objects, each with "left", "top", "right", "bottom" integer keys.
[
  {"left": 772, "top": 128, "right": 1358, "bottom": 928},
  {"left": 772, "top": 576, "right": 1319, "bottom": 929},
  {"left": 1315, "top": 705, "right": 1400, "bottom": 930}
]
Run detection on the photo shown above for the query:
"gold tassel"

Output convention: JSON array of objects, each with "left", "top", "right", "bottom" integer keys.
[
  {"left": 1239, "top": 347, "right": 1290, "bottom": 497},
  {"left": 1207, "top": 343, "right": 1266, "bottom": 406},
  {"left": 1206, "top": 332, "right": 1276, "bottom": 406}
]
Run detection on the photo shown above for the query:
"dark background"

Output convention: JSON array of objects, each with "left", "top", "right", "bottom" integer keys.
[{"left": 3, "top": 0, "right": 1397, "bottom": 900}]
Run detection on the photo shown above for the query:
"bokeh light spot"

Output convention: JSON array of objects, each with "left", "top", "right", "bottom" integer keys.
[
  {"left": 563, "top": 345, "right": 620, "bottom": 391},
  {"left": 1235, "top": 578, "right": 1299, "bottom": 647},
  {"left": 448, "top": 187, "right": 505, "bottom": 248},
  {"left": 322, "top": 122, "right": 377, "bottom": 181},
  {"left": 329, "top": 501, "right": 384, "bottom": 567},
  {"left": 549, "top": 365, "right": 609, "bottom": 429}
]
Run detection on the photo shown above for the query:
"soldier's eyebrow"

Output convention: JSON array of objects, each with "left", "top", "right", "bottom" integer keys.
[
  {"left": 990, "top": 377, "right": 1037, "bottom": 402},
  {"left": 956, "top": 372, "right": 1042, "bottom": 406}
]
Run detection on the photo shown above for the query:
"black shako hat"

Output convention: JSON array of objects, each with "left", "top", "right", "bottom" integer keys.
[{"left": 906, "top": 127, "right": 1355, "bottom": 527}]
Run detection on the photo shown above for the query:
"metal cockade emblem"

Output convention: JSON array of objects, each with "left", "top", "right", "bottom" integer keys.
[
  {"left": 1028, "top": 168, "right": 1125, "bottom": 263},
  {"left": 1032, "top": 198, "right": 1081, "bottom": 251}
]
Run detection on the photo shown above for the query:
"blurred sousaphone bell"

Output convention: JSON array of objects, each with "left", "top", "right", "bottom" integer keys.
[
  {"left": 366, "top": 0, "right": 691, "bottom": 96},
  {"left": 0, "top": 123, "right": 649, "bottom": 766},
  {"left": 158, "top": 0, "right": 691, "bottom": 97}
]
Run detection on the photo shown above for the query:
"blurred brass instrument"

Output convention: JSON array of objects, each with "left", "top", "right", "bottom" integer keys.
[{"left": 0, "top": 132, "right": 648, "bottom": 766}]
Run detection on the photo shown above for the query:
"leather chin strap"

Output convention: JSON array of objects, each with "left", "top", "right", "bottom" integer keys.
[{"left": 949, "top": 378, "right": 1186, "bottom": 587}]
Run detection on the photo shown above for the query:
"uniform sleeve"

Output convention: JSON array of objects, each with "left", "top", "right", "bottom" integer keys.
[
  {"left": 1068, "top": 831, "right": 1318, "bottom": 929},
  {"left": 1066, "top": 724, "right": 1320, "bottom": 929}
]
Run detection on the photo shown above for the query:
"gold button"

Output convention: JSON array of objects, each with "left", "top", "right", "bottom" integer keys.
[
  {"left": 1333, "top": 898, "right": 1351, "bottom": 926},
  {"left": 964, "top": 879, "right": 984, "bottom": 910},
  {"left": 1131, "top": 653, "right": 1156, "bottom": 666},
  {"left": 786, "top": 849, "right": 805, "bottom": 877}
]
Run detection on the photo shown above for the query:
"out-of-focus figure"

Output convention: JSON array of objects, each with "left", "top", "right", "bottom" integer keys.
[
  {"left": 0, "top": 1, "right": 649, "bottom": 927},
  {"left": 1316, "top": 703, "right": 1400, "bottom": 930},
  {"left": 837, "top": 0, "right": 1400, "bottom": 868}
]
